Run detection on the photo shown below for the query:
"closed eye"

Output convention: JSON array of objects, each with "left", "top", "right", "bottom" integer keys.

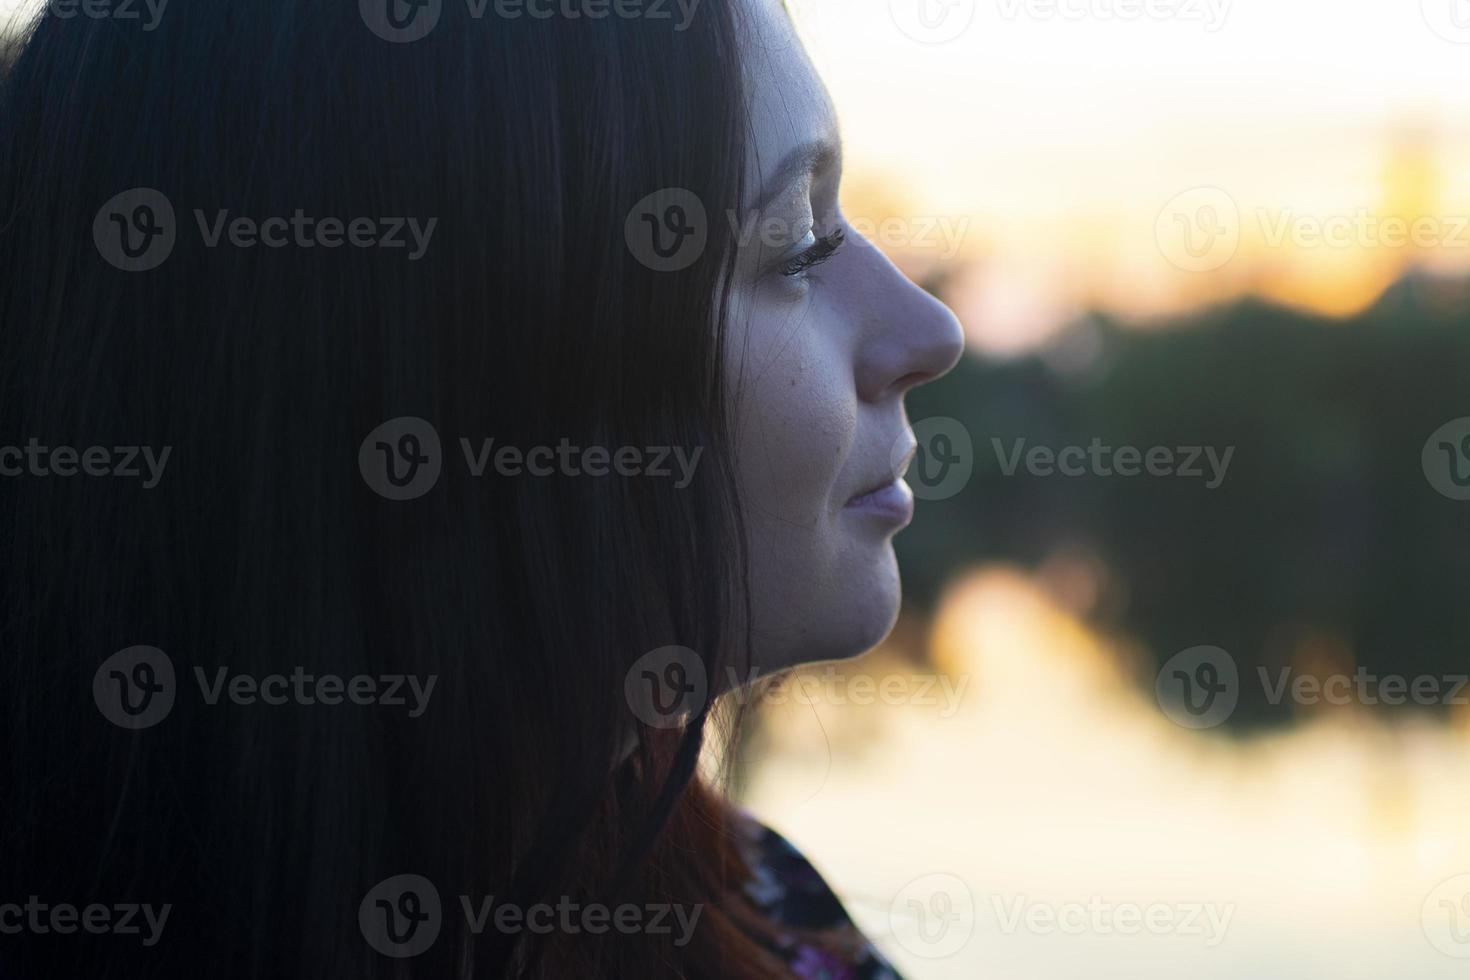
[{"left": 781, "top": 227, "right": 845, "bottom": 278}]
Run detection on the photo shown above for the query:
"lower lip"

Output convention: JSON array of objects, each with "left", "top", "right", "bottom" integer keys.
[{"left": 845, "top": 480, "right": 915, "bottom": 526}]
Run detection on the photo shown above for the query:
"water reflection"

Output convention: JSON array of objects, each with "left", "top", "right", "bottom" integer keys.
[{"left": 738, "top": 567, "right": 1470, "bottom": 978}]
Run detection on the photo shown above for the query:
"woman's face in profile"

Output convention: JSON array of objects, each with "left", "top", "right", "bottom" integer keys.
[{"left": 727, "top": 0, "right": 964, "bottom": 673}]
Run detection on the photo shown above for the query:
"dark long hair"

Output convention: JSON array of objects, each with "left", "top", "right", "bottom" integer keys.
[{"left": 0, "top": 2, "right": 784, "bottom": 976}]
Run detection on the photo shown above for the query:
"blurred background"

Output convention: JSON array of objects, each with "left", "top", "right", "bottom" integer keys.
[{"left": 727, "top": 1, "right": 1470, "bottom": 977}]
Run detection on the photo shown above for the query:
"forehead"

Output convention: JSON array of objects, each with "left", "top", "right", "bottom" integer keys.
[{"left": 736, "top": 0, "right": 839, "bottom": 190}]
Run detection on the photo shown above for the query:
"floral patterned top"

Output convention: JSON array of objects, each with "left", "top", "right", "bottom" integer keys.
[{"left": 732, "top": 812, "right": 904, "bottom": 980}]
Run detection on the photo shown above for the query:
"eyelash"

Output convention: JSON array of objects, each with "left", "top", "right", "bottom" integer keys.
[{"left": 780, "top": 227, "right": 846, "bottom": 278}]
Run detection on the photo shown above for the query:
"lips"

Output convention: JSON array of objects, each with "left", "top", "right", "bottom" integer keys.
[{"left": 844, "top": 478, "right": 915, "bottom": 525}]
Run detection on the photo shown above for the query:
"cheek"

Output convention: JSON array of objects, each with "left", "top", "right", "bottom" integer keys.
[
  {"left": 722, "top": 287, "right": 901, "bottom": 667},
  {"left": 726, "top": 294, "right": 854, "bottom": 530}
]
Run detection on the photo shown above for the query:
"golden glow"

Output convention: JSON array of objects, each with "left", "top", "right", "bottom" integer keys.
[
  {"left": 740, "top": 568, "right": 1470, "bottom": 978},
  {"left": 788, "top": 0, "right": 1470, "bottom": 353}
]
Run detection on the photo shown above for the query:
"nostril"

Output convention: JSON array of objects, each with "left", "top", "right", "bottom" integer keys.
[{"left": 891, "top": 370, "right": 936, "bottom": 394}]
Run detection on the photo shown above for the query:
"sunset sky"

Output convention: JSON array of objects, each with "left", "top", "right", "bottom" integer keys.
[{"left": 792, "top": 0, "right": 1470, "bottom": 352}]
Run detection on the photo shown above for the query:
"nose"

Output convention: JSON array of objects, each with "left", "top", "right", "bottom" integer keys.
[{"left": 845, "top": 230, "right": 965, "bottom": 403}]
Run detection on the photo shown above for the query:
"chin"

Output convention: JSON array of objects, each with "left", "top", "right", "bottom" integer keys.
[
  {"left": 745, "top": 534, "right": 905, "bottom": 675},
  {"left": 851, "top": 545, "right": 904, "bottom": 650},
  {"left": 806, "top": 542, "right": 903, "bottom": 665}
]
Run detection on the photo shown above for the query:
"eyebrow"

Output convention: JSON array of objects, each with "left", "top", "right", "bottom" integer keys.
[{"left": 748, "top": 137, "right": 841, "bottom": 215}]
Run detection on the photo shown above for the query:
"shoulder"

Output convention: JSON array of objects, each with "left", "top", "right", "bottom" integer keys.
[{"left": 729, "top": 809, "right": 904, "bottom": 980}]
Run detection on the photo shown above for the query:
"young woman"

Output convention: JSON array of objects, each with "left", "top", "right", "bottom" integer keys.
[{"left": 0, "top": 0, "right": 962, "bottom": 976}]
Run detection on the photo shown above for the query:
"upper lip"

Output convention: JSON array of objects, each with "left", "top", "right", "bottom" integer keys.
[{"left": 846, "top": 435, "right": 917, "bottom": 504}]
